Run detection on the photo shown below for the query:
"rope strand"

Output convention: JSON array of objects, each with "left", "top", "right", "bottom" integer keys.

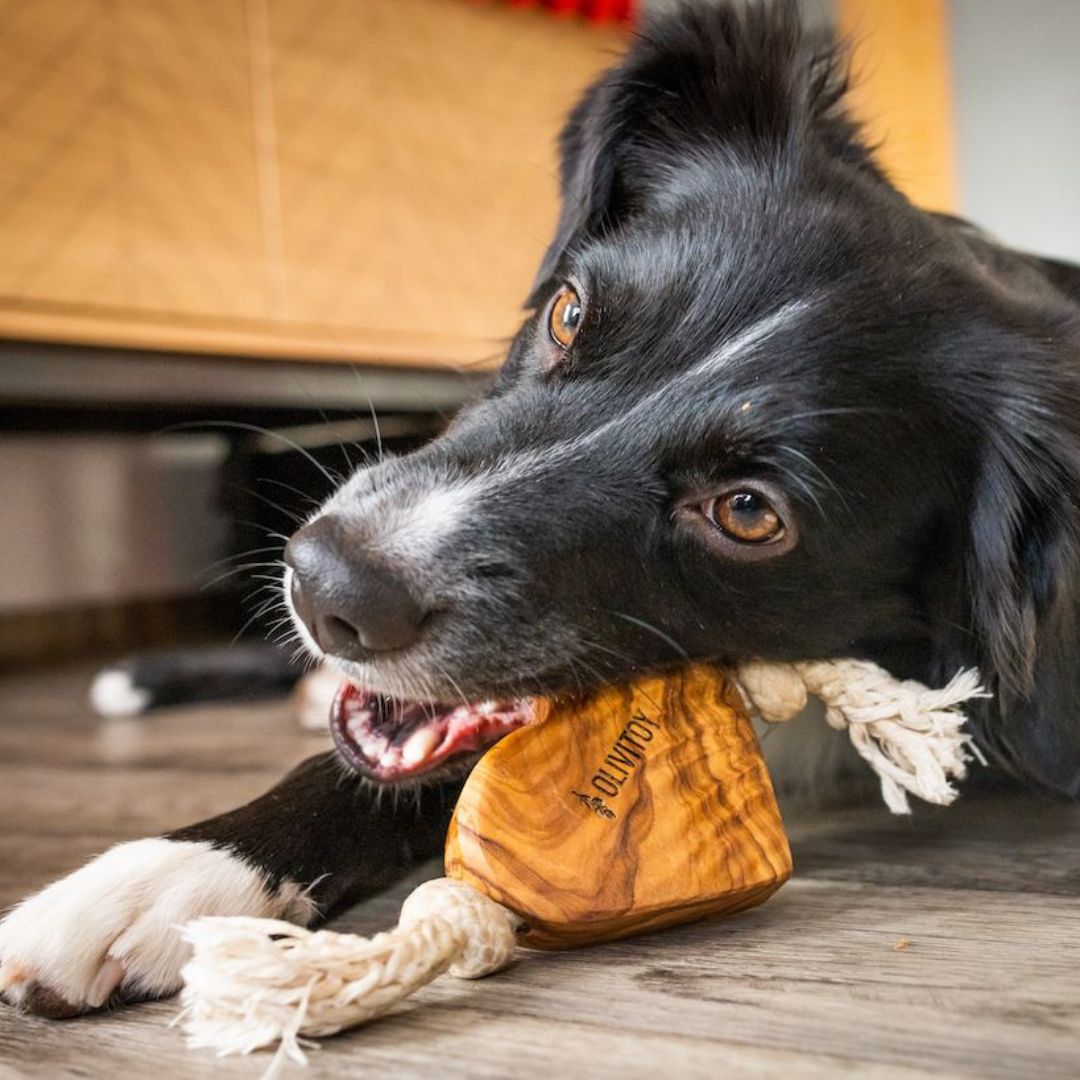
[
  {"left": 737, "top": 660, "right": 989, "bottom": 813},
  {"left": 179, "top": 880, "right": 521, "bottom": 1077}
]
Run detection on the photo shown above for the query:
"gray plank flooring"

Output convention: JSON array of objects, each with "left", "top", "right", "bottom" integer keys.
[{"left": 0, "top": 667, "right": 1078, "bottom": 1078}]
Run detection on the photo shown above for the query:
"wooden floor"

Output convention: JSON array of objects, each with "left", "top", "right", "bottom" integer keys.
[{"left": 1, "top": 667, "right": 1079, "bottom": 1078}]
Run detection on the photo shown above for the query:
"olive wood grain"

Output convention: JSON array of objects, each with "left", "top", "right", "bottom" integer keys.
[{"left": 445, "top": 665, "right": 792, "bottom": 949}]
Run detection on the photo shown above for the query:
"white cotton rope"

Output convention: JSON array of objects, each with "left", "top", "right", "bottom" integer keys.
[
  {"left": 735, "top": 659, "right": 989, "bottom": 814},
  {"left": 178, "top": 878, "right": 523, "bottom": 1079},
  {"left": 177, "top": 660, "right": 988, "bottom": 1071}
]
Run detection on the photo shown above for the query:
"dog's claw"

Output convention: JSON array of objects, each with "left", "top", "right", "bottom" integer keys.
[
  {"left": 0, "top": 957, "right": 126, "bottom": 1018},
  {"left": 87, "top": 957, "right": 126, "bottom": 1008}
]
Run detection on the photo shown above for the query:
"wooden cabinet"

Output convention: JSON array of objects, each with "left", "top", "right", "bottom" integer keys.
[
  {"left": 0, "top": 1, "right": 957, "bottom": 371},
  {"left": 0, "top": 1, "right": 622, "bottom": 368}
]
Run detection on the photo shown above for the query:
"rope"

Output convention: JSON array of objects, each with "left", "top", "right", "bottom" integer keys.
[
  {"left": 736, "top": 659, "right": 989, "bottom": 813},
  {"left": 178, "top": 879, "right": 522, "bottom": 1078}
]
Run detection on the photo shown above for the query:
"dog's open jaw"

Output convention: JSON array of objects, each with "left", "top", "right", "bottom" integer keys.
[{"left": 330, "top": 679, "right": 532, "bottom": 783}]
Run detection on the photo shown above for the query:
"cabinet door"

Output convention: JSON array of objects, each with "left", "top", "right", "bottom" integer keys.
[{"left": 0, "top": 1, "right": 622, "bottom": 368}]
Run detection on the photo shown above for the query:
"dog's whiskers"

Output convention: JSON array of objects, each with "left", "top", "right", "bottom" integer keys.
[{"left": 609, "top": 612, "right": 689, "bottom": 660}]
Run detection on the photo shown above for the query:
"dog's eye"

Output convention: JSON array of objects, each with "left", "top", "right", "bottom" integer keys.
[
  {"left": 705, "top": 490, "right": 784, "bottom": 544},
  {"left": 678, "top": 480, "right": 796, "bottom": 561},
  {"left": 549, "top": 285, "right": 583, "bottom": 349}
]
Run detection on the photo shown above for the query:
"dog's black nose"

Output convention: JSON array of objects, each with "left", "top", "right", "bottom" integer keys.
[{"left": 285, "top": 516, "right": 428, "bottom": 658}]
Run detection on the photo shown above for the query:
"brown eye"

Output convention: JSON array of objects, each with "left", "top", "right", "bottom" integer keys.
[
  {"left": 706, "top": 490, "right": 784, "bottom": 544},
  {"left": 549, "top": 285, "right": 583, "bottom": 349}
]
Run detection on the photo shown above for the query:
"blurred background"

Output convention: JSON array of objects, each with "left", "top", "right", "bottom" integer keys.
[{"left": 1, "top": 0, "right": 1078, "bottom": 676}]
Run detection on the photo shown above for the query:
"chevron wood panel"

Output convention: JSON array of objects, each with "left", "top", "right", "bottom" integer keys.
[{"left": 0, "top": 1, "right": 622, "bottom": 367}]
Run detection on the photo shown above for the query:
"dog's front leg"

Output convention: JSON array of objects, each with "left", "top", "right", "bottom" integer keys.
[{"left": 0, "top": 752, "right": 458, "bottom": 1018}]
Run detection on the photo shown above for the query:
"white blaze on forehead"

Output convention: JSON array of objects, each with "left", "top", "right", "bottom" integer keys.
[
  {"left": 683, "top": 297, "right": 814, "bottom": 380},
  {"left": 378, "top": 479, "right": 489, "bottom": 559},
  {"left": 291, "top": 298, "right": 816, "bottom": 579},
  {"left": 477, "top": 297, "right": 818, "bottom": 484}
]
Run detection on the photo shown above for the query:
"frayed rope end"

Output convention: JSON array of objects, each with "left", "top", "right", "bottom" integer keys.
[{"left": 737, "top": 660, "right": 990, "bottom": 814}]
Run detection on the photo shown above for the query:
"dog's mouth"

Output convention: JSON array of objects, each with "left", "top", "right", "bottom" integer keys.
[{"left": 330, "top": 678, "right": 533, "bottom": 783}]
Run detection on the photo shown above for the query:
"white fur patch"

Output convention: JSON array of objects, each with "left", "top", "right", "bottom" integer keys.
[
  {"left": 378, "top": 482, "right": 485, "bottom": 562},
  {"left": 88, "top": 669, "right": 152, "bottom": 718},
  {"left": 0, "top": 838, "right": 315, "bottom": 1014},
  {"left": 684, "top": 298, "right": 812, "bottom": 379}
]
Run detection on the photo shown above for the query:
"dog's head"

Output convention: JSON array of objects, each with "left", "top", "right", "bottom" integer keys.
[{"left": 286, "top": 2, "right": 1080, "bottom": 793}]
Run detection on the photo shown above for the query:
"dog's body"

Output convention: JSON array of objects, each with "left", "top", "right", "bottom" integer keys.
[{"left": 4, "top": 0, "right": 1080, "bottom": 1016}]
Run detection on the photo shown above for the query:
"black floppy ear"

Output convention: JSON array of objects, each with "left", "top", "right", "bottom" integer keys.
[
  {"left": 526, "top": 77, "right": 633, "bottom": 305},
  {"left": 526, "top": 1, "right": 873, "bottom": 304},
  {"left": 962, "top": 419, "right": 1080, "bottom": 796}
]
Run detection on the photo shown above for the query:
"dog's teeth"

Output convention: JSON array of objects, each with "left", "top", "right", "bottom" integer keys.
[
  {"left": 478, "top": 701, "right": 496, "bottom": 714},
  {"left": 358, "top": 732, "right": 387, "bottom": 758},
  {"left": 402, "top": 726, "right": 439, "bottom": 766}
]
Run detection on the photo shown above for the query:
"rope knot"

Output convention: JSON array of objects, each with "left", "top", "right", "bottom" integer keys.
[{"left": 400, "top": 878, "right": 522, "bottom": 978}]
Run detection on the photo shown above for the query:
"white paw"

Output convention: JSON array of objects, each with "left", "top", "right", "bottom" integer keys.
[
  {"left": 0, "top": 838, "right": 315, "bottom": 1017},
  {"left": 88, "top": 667, "right": 151, "bottom": 718}
]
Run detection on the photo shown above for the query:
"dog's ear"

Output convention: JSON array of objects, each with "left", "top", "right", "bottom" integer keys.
[
  {"left": 527, "top": 77, "right": 635, "bottom": 304},
  {"left": 959, "top": 398, "right": 1080, "bottom": 796},
  {"left": 528, "top": 1, "right": 879, "bottom": 304}
]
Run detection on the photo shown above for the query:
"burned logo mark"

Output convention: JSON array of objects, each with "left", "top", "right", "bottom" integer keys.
[{"left": 571, "top": 791, "right": 617, "bottom": 819}]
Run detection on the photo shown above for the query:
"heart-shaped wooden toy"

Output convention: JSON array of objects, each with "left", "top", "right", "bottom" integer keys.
[{"left": 446, "top": 663, "right": 792, "bottom": 948}]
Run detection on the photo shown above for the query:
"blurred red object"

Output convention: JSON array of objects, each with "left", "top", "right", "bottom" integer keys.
[{"left": 500, "top": 0, "right": 635, "bottom": 24}]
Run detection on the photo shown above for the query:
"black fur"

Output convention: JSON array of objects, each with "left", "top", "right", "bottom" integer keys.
[
  {"left": 170, "top": 753, "right": 459, "bottom": 917},
  {"left": 96, "top": 645, "right": 303, "bottom": 713}
]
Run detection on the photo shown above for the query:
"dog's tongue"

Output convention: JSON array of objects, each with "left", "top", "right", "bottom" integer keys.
[{"left": 330, "top": 679, "right": 530, "bottom": 782}]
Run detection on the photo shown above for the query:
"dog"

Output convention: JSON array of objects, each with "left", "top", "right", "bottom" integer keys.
[{"left": 3, "top": 0, "right": 1080, "bottom": 1018}]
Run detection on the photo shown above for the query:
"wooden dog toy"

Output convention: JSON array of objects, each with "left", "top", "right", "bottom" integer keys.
[
  {"left": 445, "top": 664, "right": 789, "bottom": 947},
  {"left": 178, "top": 659, "right": 986, "bottom": 1074}
]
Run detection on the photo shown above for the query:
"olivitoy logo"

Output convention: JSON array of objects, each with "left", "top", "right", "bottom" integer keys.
[{"left": 571, "top": 711, "right": 663, "bottom": 818}]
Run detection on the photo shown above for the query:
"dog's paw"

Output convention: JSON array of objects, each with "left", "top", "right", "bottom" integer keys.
[{"left": 0, "top": 838, "right": 315, "bottom": 1018}]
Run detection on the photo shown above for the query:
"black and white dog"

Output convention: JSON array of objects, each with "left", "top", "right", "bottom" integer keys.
[{"left": 4, "top": 0, "right": 1080, "bottom": 1018}]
